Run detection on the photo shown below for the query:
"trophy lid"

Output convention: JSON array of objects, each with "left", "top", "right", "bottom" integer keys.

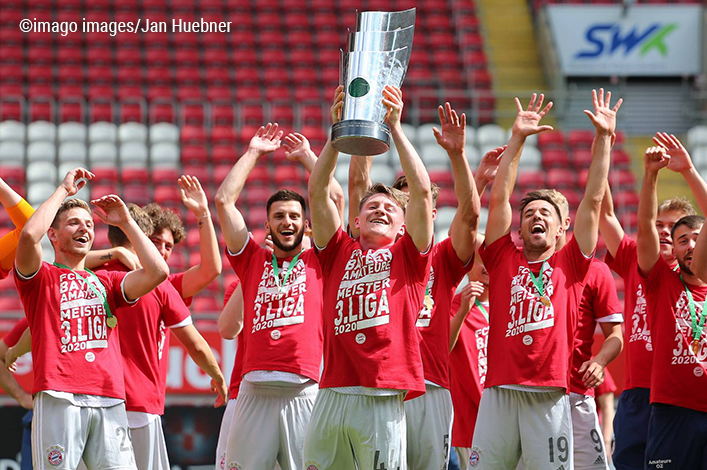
[{"left": 355, "top": 8, "right": 416, "bottom": 32}]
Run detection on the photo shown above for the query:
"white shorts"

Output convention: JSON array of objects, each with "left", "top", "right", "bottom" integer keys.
[
  {"left": 569, "top": 393, "right": 609, "bottom": 470},
  {"left": 216, "top": 398, "right": 237, "bottom": 470},
  {"left": 130, "top": 417, "right": 170, "bottom": 470},
  {"left": 303, "top": 388, "right": 407, "bottom": 470},
  {"left": 33, "top": 392, "right": 136, "bottom": 470},
  {"left": 404, "top": 384, "right": 453, "bottom": 470},
  {"left": 470, "top": 386, "right": 573, "bottom": 470},
  {"left": 225, "top": 381, "right": 317, "bottom": 470}
]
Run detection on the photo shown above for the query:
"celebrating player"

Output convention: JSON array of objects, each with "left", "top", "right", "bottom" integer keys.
[
  {"left": 303, "top": 85, "right": 433, "bottom": 470},
  {"left": 636, "top": 143, "right": 707, "bottom": 469},
  {"left": 600, "top": 132, "right": 707, "bottom": 470},
  {"left": 215, "top": 123, "right": 324, "bottom": 470},
  {"left": 348, "top": 101, "right": 483, "bottom": 469},
  {"left": 470, "top": 89, "right": 618, "bottom": 469},
  {"left": 100, "top": 203, "right": 227, "bottom": 470},
  {"left": 15, "top": 168, "right": 169, "bottom": 470}
]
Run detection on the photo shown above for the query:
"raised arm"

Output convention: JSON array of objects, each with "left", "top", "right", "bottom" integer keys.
[
  {"left": 0, "top": 338, "right": 32, "bottom": 409},
  {"left": 575, "top": 89, "right": 622, "bottom": 256},
  {"left": 17, "top": 168, "right": 94, "bottom": 277},
  {"left": 692, "top": 211, "right": 707, "bottom": 282},
  {"left": 215, "top": 124, "right": 282, "bottom": 253},
  {"left": 599, "top": 181, "right": 625, "bottom": 258},
  {"left": 282, "top": 132, "right": 346, "bottom": 224},
  {"left": 383, "top": 86, "right": 433, "bottom": 251},
  {"left": 0, "top": 178, "right": 34, "bottom": 273},
  {"left": 91, "top": 195, "right": 169, "bottom": 300},
  {"left": 309, "top": 87, "right": 344, "bottom": 248},
  {"left": 171, "top": 324, "right": 228, "bottom": 407},
  {"left": 654, "top": 132, "right": 707, "bottom": 215},
  {"left": 474, "top": 146, "right": 505, "bottom": 197},
  {"left": 217, "top": 283, "right": 244, "bottom": 340},
  {"left": 85, "top": 246, "right": 141, "bottom": 271},
  {"left": 347, "top": 155, "right": 372, "bottom": 239},
  {"left": 636, "top": 147, "right": 670, "bottom": 276},
  {"left": 449, "top": 281, "right": 484, "bottom": 351},
  {"left": 175, "top": 176, "right": 222, "bottom": 297},
  {"left": 486, "top": 94, "right": 554, "bottom": 245}
]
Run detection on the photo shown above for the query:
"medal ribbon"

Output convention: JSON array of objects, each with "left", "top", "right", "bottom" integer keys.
[
  {"left": 271, "top": 250, "right": 304, "bottom": 293},
  {"left": 53, "top": 263, "right": 114, "bottom": 323},
  {"left": 527, "top": 261, "right": 548, "bottom": 300},
  {"left": 475, "top": 299, "right": 488, "bottom": 322},
  {"left": 679, "top": 275, "right": 707, "bottom": 346}
]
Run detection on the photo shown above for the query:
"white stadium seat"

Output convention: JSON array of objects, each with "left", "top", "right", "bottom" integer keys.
[
  {"left": 0, "top": 141, "right": 25, "bottom": 165},
  {"left": 118, "top": 122, "right": 148, "bottom": 143},
  {"left": 120, "top": 142, "right": 149, "bottom": 167},
  {"left": 477, "top": 124, "right": 506, "bottom": 148},
  {"left": 151, "top": 142, "right": 180, "bottom": 167},
  {"left": 417, "top": 123, "right": 437, "bottom": 146},
  {"left": 0, "top": 121, "right": 26, "bottom": 143},
  {"left": 150, "top": 122, "right": 180, "bottom": 145},
  {"left": 58, "top": 122, "right": 87, "bottom": 143},
  {"left": 27, "top": 121, "right": 56, "bottom": 142},
  {"left": 421, "top": 143, "right": 450, "bottom": 169},
  {"left": 369, "top": 164, "right": 396, "bottom": 186},
  {"left": 58, "top": 142, "right": 87, "bottom": 165},
  {"left": 89, "top": 142, "right": 118, "bottom": 166},
  {"left": 89, "top": 122, "right": 118, "bottom": 144},
  {"left": 688, "top": 125, "right": 707, "bottom": 149},
  {"left": 27, "top": 141, "right": 56, "bottom": 163},
  {"left": 27, "top": 162, "right": 58, "bottom": 184}
]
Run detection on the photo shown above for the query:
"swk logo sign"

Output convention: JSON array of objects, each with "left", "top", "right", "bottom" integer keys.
[{"left": 575, "top": 23, "right": 677, "bottom": 59}]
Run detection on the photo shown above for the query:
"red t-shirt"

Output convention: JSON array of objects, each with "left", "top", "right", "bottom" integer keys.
[
  {"left": 226, "top": 238, "right": 323, "bottom": 382},
  {"left": 315, "top": 228, "right": 430, "bottom": 399},
  {"left": 479, "top": 234, "right": 591, "bottom": 389},
  {"left": 570, "top": 259, "right": 623, "bottom": 396},
  {"left": 449, "top": 293, "right": 489, "bottom": 448},
  {"left": 604, "top": 234, "right": 657, "bottom": 390},
  {"left": 101, "top": 260, "right": 192, "bottom": 414},
  {"left": 168, "top": 272, "right": 193, "bottom": 306},
  {"left": 223, "top": 280, "right": 245, "bottom": 398},
  {"left": 642, "top": 257, "right": 707, "bottom": 413},
  {"left": 415, "top": 238, "right": 470, "bottom": 389},
  {"left": 15, "top": 262, "right": 133, "bottom": 398},
  {"left": 2, "top": 317, "right": 28, "bottom": 348}
]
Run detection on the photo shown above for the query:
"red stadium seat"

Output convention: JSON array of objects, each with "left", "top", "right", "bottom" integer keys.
[
  {"left": 547, "top": 168, "right": 578, "bottom": 189},
  {"left": 542, "top": 148, "right": 571, "bottom": 168},
  {"left": 60, "top": 102, "right": 84, "bottom": 122},
  {"left": 90, "top": 102, "right": 114, "bottom": 122},
  {"left": 174, "top": 47, "right": 200, "bottom": 66},
  {"left": 537, "top": 131, "right": 565, "bottom": 148},
  {"left": 240, "top": 104, "right": 265, "bottom": 126},
  {"left": 92, "top": 167, "right": 119, "bottom": 183},
  {"left": 211, "top": 146, "right": 238, "bottom": 166},
  {"left": 211, "top": 103, "right": 235, "bottom": 125},
  {"left": 516, "top": 170, "right": 546, "bottom": 189},
  {"left": 572, "top": 149, "right": 593, "bottom": 168},
  {"left": 152, "top": 168, "right": 181, "bottom": 186},
  {"left": 182, "top": 165, "right": 212, "bottom": 186},
  {"left": 210, "top": 126, "right": 237, "bottom": 146},
  {"left": 149, "top": 103, "right": 174, "bottom": 123},
  {"left": 122, "top": 185, "right": 152, "bottom": 206},
  {"left": 273, "top": 165, "right": 305, "bottom": 187},
  {"left": 567, "top": 129, "right": 594, "bottom": 149},
  {"left": 181, "top": 145, "right": 209, "bottom": 165},
  {"left": 122, "top": 168, "right": 149, "bottom": 184},
  {"left": 154, "top": 186, "right": 182, "bottom": 207},
  {"left": 181, "top": 125, "right": 207, "bottom": 146},
  {"left": 243, "top": 186, "right": 273, "bottom": 206},
  {"left": 181, "top": 103, "right": 205, "bottom": 125}
]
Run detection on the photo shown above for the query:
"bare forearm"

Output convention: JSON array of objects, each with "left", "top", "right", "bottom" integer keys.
[
  {"left": 637, "top": 169, "right": 660, "bottom": 273},
  {"left": 599, "top": 181, "right": 624, "bottom": 258},
  {"left": 449, "top": 305, "right": 470, "bottom": 351},
  {"left": 22, "top": 186, "right": 69, "bottom": 243},
  {"left": 123, "top": 220, "right": 169, "bottom": 280},
  {"left": 0, "top": 366, "right": 30, "bottom": 403},
  {"left": 576, "top": 133, "right": 612, "bottom": 255},
  {"left": 486, "top": 134, "right": 524, "bottom": 244},
  {"left": 391, "top": 125, "right": 431, "bottom": 200},
  {"left": 185, "top": 336, "right": 224, "bottom": 382},
  {"left": 475, "top": 174, "right": 490, "bottom": 198},
  {"left": 682, "top": 167, "right": 707, "bottom": 216},
  {"left": 180, "top": 214, "right": 221, "bottom": 298},
  {"left": 13, "top": 329, "right": 31, "bottom": 358},
  {"left": 594, "top": 334, "right": 623, "bottom": 368},
  {"left": 0, "top": 178, "right": 22, "bottom": 208},
  {"left": 348, "top": 156, "right": 373, "bottom": 238},
  {"left": 218, "top": 286, "right": 244, "bottom": 340},
  {"left": 309, "top": 139, "right": 342, "bottom": 246}
]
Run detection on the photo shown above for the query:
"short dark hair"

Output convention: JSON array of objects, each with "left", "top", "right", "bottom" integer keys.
[
  {"left": 671, "top": 215, "right": 705, "bottom": 240},
  {"left": 108, "top": 203, "right": 154, "bottom": 247},
  {"left": 266, "top": 189, "right": 306, "bottom": 216},
  {"left": 143, "top": 203, "right": 186, "bottom": 245},
  {"left": 519, "top": 189, "right": 564, "bottom": 221},
  {"left": 51, "top": 199, "right": 91, "bottom": 229},
  {"left": 358, "top": 182, "right": 409, "bottom": 212},
  {"left": 391, "top": 174, "right": 440, "bottom": 206}
]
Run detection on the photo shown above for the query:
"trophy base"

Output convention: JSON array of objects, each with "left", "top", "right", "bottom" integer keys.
[{"left": 331, "top": 120, "right": 391, "bottom": 156}]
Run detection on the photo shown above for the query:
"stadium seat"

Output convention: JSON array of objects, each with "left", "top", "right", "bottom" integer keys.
[
  {"left": 27, "top": 182, "right": 57, "bottom": 206},
  {"left": 0, "top": 141, "right": 24, "bottom": 166},
  {"left": 119, "top": 122, "right": 148, "bottom": 143},
  {"left": 542, "top": 148, "right": 570, "bottom": 168},
  {"left": 151, "top": 143, "right": 180, "bottom": 167},
  {"left": 27, "top": 162, "right": 58, "bottom": 184},
  {"left": 476, "top": 124, "right": 506, "bottom": 147},
  {"left": 150, "top": 122, "right": 180, "bottom": 145},
  {"left": 89, "top": 142, "right": 118, "bottom": 167},
  {"left": 688, "top": 125, "right": 707, "bottom": 149},
  {"left": 58, "top": 142, "right": 87, "bottom": 165},
  {"left": 0, "top": 121, "right": 25, "bottom": 143},
  {"left": 537, "top": 131, "right": 565, "bottom": 148},
  {"left": 58, "top": 122, "right": 87, "bottom": 143},
  {"left": 88, "top": 122, "right": 118, "bottom": 144},
  {"left": 27, "top": 121, "right": 56, "bottom": 142},
  {"left": 27, "top": 141, "right": 57, "bottom": 163},
  {"left": 547, "top": 168, "right": 577, "bottom": 189},
  {"left": 119, "top": 142, "right": 149, "bottom": 167},
  {"left": 421, "top": 144, "right": 451, "bottom": 169},
  {"left": 416, "top": 124, "right": 438, "bottom": 146}
]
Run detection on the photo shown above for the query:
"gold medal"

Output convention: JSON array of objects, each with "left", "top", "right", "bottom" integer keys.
[
  {"left": 540, "top": 295, "right": 551, "bottom": 307},
  {"left": 424, "top": 294, "right": 433, "bottom": 310},
  {"left": 106, "top": 316, "right": 118, "bottom": 329},
  {"left": 692, "top": 339, "right": 700, "bottom": 355}
]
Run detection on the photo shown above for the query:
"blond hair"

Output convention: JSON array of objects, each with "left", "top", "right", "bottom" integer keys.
[
  {"left": 51, "top": 198, "right": 91, "bottom": 228},
  {"left": 359, "top": 183, "right": 409, "bottom": 213},
  {"left": 658, "top": 197, "right": 696, "bottom": 217},
  {"left": 391, "top": 175, "right": 441, "bottom": 206}
]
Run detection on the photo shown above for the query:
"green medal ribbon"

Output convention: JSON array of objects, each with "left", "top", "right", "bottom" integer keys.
[
  {"left": 271, "top": 250, "right": 304, "bottom": 294},
  {"left": 672, "top": 263, "right": 680, "bottom": 272},
  {"left": 527, "top": 261, "right": 550, "bottom": 305},
  {"left": 53, "top": 263, "right": 116, "bottom": 328},
  {"left": 475, "top": 299, "right": 488, "bottom": 322},
  {"left": 679, "top": 274, "right": 706, "bottom": 353}
]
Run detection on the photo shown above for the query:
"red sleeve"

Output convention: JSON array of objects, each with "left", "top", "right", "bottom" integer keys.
[
  {"left": 223, "top": 280, "right": 240, "bottom": 308},
  {"left": 558, "top": 235, "right": 593, "bottom": 284},
  {"left": 439, "top": 237, "right": 473, "bottom": 287},
  {"left": 589, "top": 261, "right": 623, "bottom": 321},
  {"left": 604, "top": 234, "right": 637, "bottom": 280},
  {"left": 396, "top": 230, "right": 433, "bottom": 285},
  {"left": 158, "top": 281, "right": 192, "bottom": 328},
  {"left": 226, "top": 237, "right": 264, "bottom": 279},
  {"left": 168, "top": 272, "right": 193, "bottom": 307},
  {"left": 1, "top": 317, "right": 28, "bottom": 348},
  {"left": 314, "top": 227, "right": 355, "bottom": 277},
  {"left": 479, "top": 233, "right": 517, "bottom": 273},
  {"left": 14, "top": 262, "right": 51, "bottom": 322}
]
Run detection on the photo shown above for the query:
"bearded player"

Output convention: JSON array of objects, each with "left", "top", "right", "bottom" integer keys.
[
  {"left": 303, "top": 85, "right": 433, "bottom": 470},
  {"left": 347, "top": 101, "right": 485, "bottom": 469},
  {"left": 599, "top": 132, "right": 707, "bottom": 470},
  {"left": 15, "top": 168, "right": 169, "bottom": 470},
  {"left": 215, "top": 123, "right": 326, "bottom": 470},
  {"left": 470, "top": 89, "right": 619, "bottom": 469},
  {"left": 637, "top": 144, "right": 707, "bottom": 469}
]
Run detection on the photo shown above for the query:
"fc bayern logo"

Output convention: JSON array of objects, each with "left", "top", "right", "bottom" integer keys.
[
  {"left": 469, "top": 450, "right": 480, "bottom": 467},
  {"left": 47, "top": 448, "right": 64, "bottom": 467}
]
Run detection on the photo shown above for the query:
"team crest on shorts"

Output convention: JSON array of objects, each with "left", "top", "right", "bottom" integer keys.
[
  {"left": 469, "top": 447, "right": 481, "bottom": 467},
  {"left": 227, "top": 462, "right": 242, "bottom": 470},
  {"left": 305, "top": 460, "right": 321, "bottom": 470},
  {"left": 46, "top": 445, "right": 64, "bottom": 466},
  {"left": 219, "top": 454, "right": 226, "bottom": 470}
]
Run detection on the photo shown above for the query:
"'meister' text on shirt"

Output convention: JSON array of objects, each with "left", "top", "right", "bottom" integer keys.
[
  {"left": 252, "top": 259, "right": 307, "bottom": 333},
  {"left": 58, "top": 272, "right": 108, "bottom": 353},
  {"left": 506, "top": 265, "right": 556, "bottom": 337}
]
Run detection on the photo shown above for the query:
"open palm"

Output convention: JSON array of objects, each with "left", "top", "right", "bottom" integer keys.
[
  {"left": 433, "top": 102, "right": 466, "bottom": 154},
  {"left": 179, "top": 175, "right": 208, "bottom": 214},
  {"left": 248, "top": 123, "right": 283, "bottom": 155},
  {"left": 584, "top": 88, "right": 622, "bottom": 135},
  {"left": 654, "top": 132, "right": 693, "bottom": 173},
  {"left": 512, "top": 93, "right": 554, "bottom": 137}
]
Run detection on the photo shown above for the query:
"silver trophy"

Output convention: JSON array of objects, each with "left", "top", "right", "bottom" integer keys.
[{"left": 331, "top": 8, "right": 415, "bottom": 156}]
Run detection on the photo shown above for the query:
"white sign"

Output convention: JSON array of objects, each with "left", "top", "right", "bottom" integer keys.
[{"left": 547, "top": 5, "right": 702, "bottom": 76}]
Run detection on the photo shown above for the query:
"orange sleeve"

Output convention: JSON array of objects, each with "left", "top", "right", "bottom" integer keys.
[{"left": 0, "top": 199, "right": 34, "bottom": 273}]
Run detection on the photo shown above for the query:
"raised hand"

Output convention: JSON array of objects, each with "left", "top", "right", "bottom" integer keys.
[
  {"left": 644, "top": 146, "right": 670, "bottom": 173},
  {"left": 653, "top": 132, "right": 694, "bottom": 173},
  {"left": 331, "top": 85, "right": 344, "bottom": 124},
  {"left": 476, "top": 145, "right": 507, "bottom": 185},
  {"left": 458, "top": 280, "right": 485, "bottom": 313},
  {"left": 433, "top": 102, "right": 466, "bottom": 155},
  {"left": 283, "top": 133, "right": 312, "bottom": 163},
  {"left": 382, "top": 85, "right": 404, "bottom": 128},
  {"left": 178, "top": 175, "right": 209, "bottom": 216},
  {"left": 90, "top": 195, "right": 131, "bottom": 227},
  {"left": 248, "top": 123, "right": 283, "bottom": 156},
  {"left": 511, "top": 93, "right": 554, "bottom": 138},
  {"left": 61, "top": 168, "right": 95, "bottom": 196},
  {"left": 584, "top": 88, "right": 623, "bottom": 136}
]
